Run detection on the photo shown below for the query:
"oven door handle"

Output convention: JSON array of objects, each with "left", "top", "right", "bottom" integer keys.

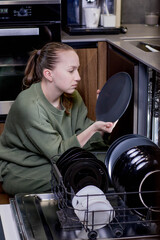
[{"left": 0, "top": 28, "right": 39, "bottom": 36}]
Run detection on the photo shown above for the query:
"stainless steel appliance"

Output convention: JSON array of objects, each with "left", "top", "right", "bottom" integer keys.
[
  {"left": 0, "top": 0, "right": 61, "bottom": 122},
  {"left": 61, "top": 0, "right": 123, "bottom": 35},
  {"left": 146, "top": 69, "right": 160, "bottom": 147}
]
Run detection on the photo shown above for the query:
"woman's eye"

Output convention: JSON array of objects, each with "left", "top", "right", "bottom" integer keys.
[{"left": 69, "top": 70, "right": 74, "bottom": 73}]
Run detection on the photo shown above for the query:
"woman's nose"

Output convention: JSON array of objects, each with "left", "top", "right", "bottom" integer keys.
[{"left": 75, "top": 70, "right": 81, "bottom": 81}]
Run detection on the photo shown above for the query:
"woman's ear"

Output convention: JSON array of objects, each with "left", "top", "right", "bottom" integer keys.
[{"left": 43, "top": 69, "right": 53, "bottom": 82}]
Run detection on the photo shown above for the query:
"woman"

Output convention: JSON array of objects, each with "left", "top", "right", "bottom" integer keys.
[{"left": 0, "top": 42, "right": 116, "bottom": 195}]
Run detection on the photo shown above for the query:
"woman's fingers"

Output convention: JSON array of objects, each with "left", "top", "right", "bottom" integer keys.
[{"left": 97, "top": 89, "right": 101, "bottom": 99}]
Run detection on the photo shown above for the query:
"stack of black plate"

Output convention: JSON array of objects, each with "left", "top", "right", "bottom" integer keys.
[{"left": 56, "top": 147, "right": 109, "bottom": 194}]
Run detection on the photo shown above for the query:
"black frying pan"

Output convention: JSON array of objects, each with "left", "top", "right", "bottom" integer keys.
[{"left": 96, "top": 72, "right": 132, "bottom": 122}]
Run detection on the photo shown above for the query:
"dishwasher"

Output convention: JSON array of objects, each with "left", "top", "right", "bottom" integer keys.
[{"left": 10, "top": 150, "right": 160, "bottom": 240}]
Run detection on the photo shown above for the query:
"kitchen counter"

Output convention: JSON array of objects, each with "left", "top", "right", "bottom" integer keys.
[{"left": 62, "top": 24, "right": 160, "bottom": 73}]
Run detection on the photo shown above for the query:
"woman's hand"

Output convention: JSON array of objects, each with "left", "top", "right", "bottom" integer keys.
[
  {"left": 77, "top": 120, "right": 118, "bottom": 147},
  {"left": 92, "top": 120, "right": 118, "bottom": 134},
  {"left": 97, "top": 89, "right": 101, "bottom": 99}
]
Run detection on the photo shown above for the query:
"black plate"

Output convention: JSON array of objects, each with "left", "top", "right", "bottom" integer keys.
[
  {"left": 96, "top": 72, "right": 132, "bottom": 122},
  {"left": 57, "top": 147, "right": 97, "bottom": 177},
  {"left": 64, "top": 158, "right": 109, "bottom": 194},
  {"left": 56, "top": 147, "right": 82, "bottom": 168}
]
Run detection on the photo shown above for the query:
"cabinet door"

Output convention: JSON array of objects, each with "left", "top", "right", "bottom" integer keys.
[
  {"left": 76, "top": 48, "right": 98, "bottom": 120},
  {"left": 0, "top": 123, "right": 5, "bottom": 135},
  {"left": 76, "top": 42, "right": 107, "bottom": 121},
  {"left": 107, "top": 44, "right": 138, "bottom": 143},
  {"left": 107, "top": 44, "right": 136, "bottom": 79}
]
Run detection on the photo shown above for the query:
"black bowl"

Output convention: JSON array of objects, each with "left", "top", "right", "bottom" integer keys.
[
  {"left": 105, "top": 134, "right": 157, "bottom": 180},
  {"left": 111, "top": 144, "right": 160, "bottom": 218}
]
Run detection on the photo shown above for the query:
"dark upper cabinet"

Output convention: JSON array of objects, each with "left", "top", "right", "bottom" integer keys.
[{"left": 107, "top": 44, "right": 138, "bottom": 143}]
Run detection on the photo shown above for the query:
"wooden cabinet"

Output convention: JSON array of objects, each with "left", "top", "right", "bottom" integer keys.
[
  {"left": 76, "top": 47, "right": 97, "bottom": 121},
  {"left": 75, "top": 42, "right": 107, "bottom": 120},
  {"left": 0, "top": 123, "right": 4, "bottom": 135}
]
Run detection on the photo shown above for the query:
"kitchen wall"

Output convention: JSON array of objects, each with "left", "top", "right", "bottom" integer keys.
[{"left": 121, "top": 0, "right": 160, "bottom": 24}]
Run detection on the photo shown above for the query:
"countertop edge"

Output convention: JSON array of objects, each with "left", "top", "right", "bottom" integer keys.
[{"left": 61, "top": 24, "right": 160, "bottom": 73}]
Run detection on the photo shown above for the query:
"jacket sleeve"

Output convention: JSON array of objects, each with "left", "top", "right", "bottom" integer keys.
[
  {"left": 11, "top": 97, "right": 81, "bottom": 160},
  {"left": 71, "top": 91, "right": 108, "bottom": 151},
  {"left": 12, "top": 90, "right": 107, "bottom": 160}
]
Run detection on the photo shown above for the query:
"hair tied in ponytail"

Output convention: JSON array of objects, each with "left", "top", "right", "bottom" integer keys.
[{"left": 37, "top": 49, "right": 41, "bottom": 56}]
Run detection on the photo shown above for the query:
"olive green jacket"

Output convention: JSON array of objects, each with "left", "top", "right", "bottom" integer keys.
[{"left": 0, "top": 82, "right": 107, "bottom": 181}]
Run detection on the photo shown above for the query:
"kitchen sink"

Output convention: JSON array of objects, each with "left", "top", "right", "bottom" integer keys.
[{"left": 122, "top": 38, "right": 160, "bottom": 52}]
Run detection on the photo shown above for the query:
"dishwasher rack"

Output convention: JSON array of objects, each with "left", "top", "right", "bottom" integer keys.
[{"left": 50, "top": 160, "right": 160, "bottom": 240}]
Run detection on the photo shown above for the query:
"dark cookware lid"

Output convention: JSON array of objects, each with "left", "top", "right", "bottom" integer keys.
[
  {"left": 96, "top": 72, "right": 132, "bottom": 122},
  {"left": 105, "top": 134, "right": 158, "bottom": 180}
]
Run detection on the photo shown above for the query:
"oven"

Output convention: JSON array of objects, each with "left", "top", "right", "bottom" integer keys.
[{"left": 0, "top": 0, "right": 61, "bottom": 122}]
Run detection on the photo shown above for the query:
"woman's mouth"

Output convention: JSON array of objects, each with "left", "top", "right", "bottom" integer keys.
[{"left": 72, "top": 84, "right": 78, "bottom": 88}]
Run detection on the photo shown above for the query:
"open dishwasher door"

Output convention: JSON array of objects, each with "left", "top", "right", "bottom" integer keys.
[
  {"left": 10, "top": 191, "right": 160, "bottom": 240},
  {"left": 10, "top": 152, "right": 160, "bottom": 240}
]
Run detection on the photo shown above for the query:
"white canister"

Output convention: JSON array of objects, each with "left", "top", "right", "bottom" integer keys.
[
  {"left": 84, "top": 7, "right": 100, "bottom": 28},
  {"left": 101, "top": 14, "right": 116, "bottom": 27},
  {"left": 145, "top": 12, "right": 159, "bottom": 26}
]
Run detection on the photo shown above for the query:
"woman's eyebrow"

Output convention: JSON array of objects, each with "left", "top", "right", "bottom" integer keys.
[{"left": 67, "top": 65, "right": 80, "bottom": 69}]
